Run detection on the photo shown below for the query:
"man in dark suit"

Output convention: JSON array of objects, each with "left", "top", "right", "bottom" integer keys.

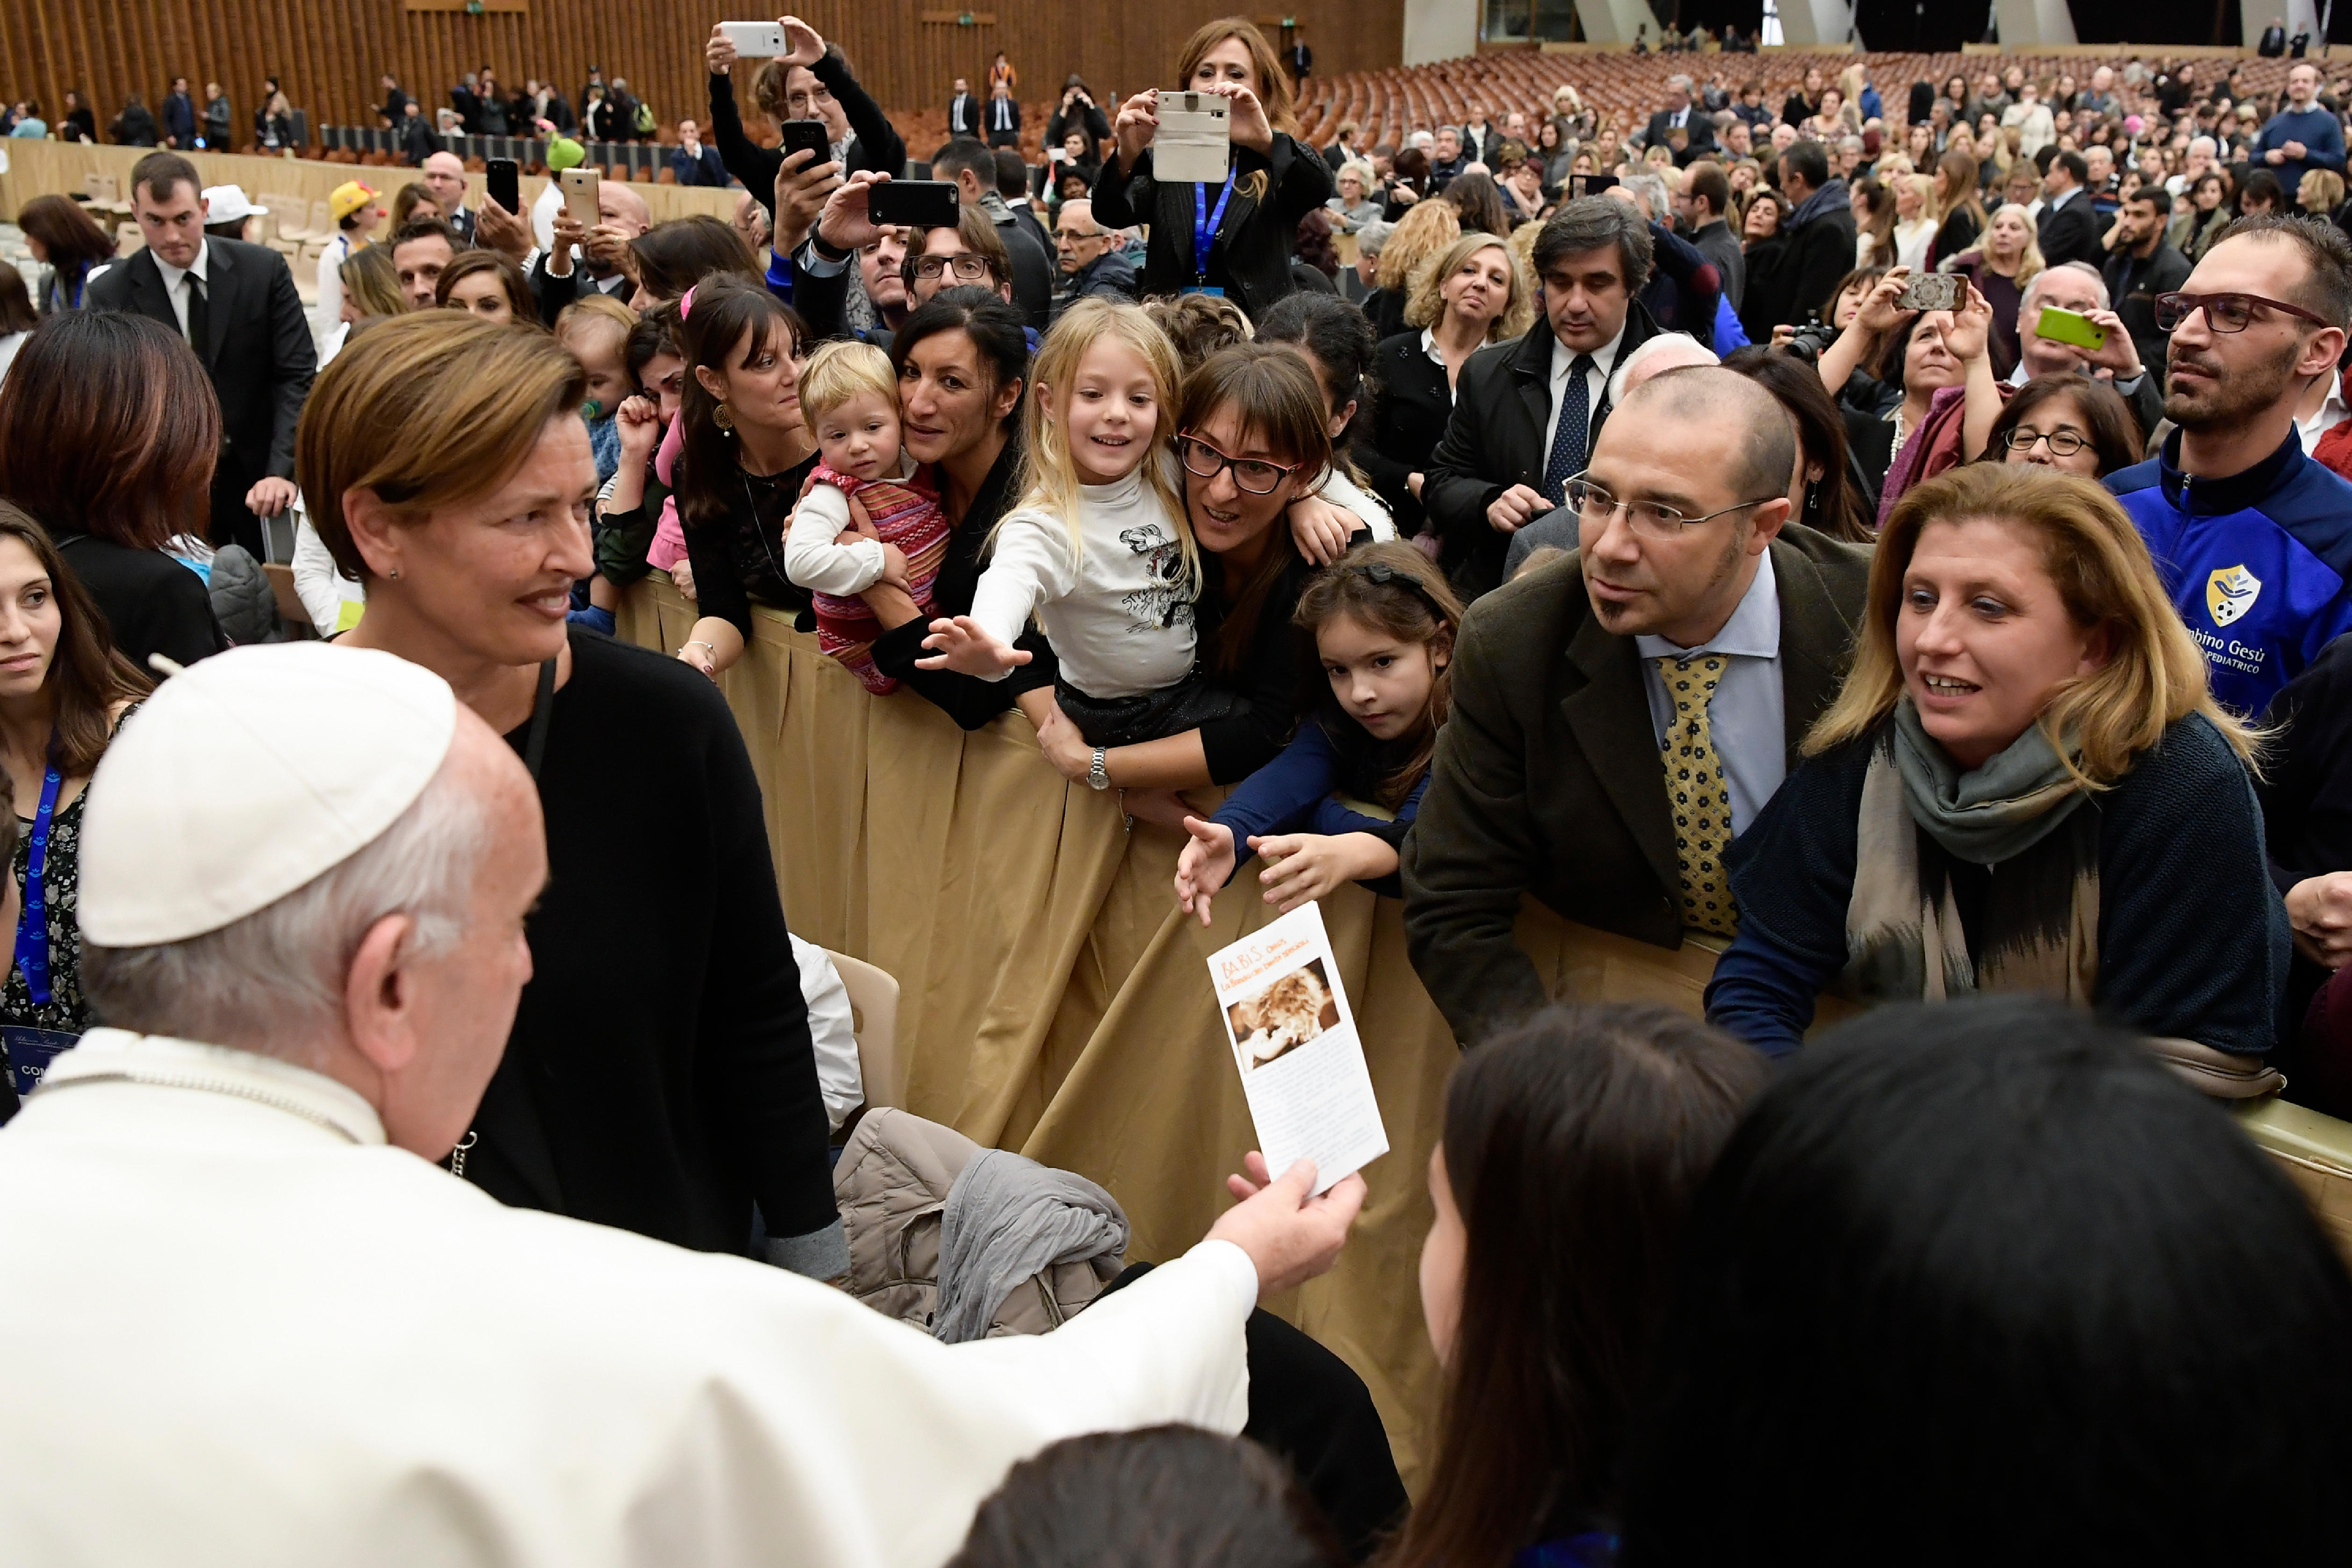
[
  {"left": 984, "top": 82, "right": 1021, "bottom": 150},
  {"left": 2260, "top": 16, "right": 2289, "bottom": 55},
  {"left": 88, "top": 152, "right": 313, "bottom": 561},
  {"left": 161, "top": 77, "right": 197, "bottom": 148},
  {"left": 398, "top": 101, "right": 439, "bottom": 167},
  {"left": 1423, "top": 199, "right": 1666, "bottom": 600},
  {"left": 1403, "top": 367, "right": 1871, "bottom": 1045},
  {"left": 947, "top": 77, "right": 980, "bottom": 139},
  {"left": 2036, "top": 148, "right": 2102, "bottom": 270},
  {"left": 1644, "top": 74, "right": 1717, "bottom": 168}
]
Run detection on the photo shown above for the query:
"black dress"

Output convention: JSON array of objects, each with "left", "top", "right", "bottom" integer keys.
[
  {"left": 465, "top": 628, "right": 842, "bottom": 1266},
  {"left": 678, "top": 453, "right": 821, "bottom": 647},
  {"left": 1360, "top": 330, "right": 1452, "bottom": 540}
]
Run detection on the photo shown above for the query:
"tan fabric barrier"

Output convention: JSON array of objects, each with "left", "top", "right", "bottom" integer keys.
[
  {"left": 617, "top": 577, "right": 2352, "bottom": 1488},
  {"left": 0, "top": 139, "right": 737, "bottom": 227}
]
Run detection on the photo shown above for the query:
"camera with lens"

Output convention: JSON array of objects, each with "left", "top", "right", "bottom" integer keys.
[{"left": 1781, "top": 313, "right": 1839, "bottom": 365}]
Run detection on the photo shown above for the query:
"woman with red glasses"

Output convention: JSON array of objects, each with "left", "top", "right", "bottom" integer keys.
[{"left": 1023, "top": 344, "right": 1370, "bottom": 801}]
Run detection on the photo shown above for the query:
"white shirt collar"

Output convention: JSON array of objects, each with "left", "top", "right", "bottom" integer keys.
[
  {"left": 1550, "top": 318, "right": 1629, "bottom": 386},
  {"left": 154, "top": 238, "right": 211, "bottom": 293},
  {"left": 38, "top": 1028, "right": 387, "bottom": 1146},
  {"left": 1418, "top": 327, "right": 1444, "bottom": 366},
  {"left": 1636, "top": 546, "right": 1780, "bottom": 662}
]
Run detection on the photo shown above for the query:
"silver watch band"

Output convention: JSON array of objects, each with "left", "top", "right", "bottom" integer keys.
[{"left": 1087, "top": 746, "right": 1111, "bottom": 791}]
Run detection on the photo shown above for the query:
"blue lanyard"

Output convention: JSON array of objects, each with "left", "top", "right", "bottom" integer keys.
[
  {"left": 1194, "top": 171, "right": 1237, "bottom": 286},
  {"left": 12, "top": 754, "right": 63, "bottom": 1007}
]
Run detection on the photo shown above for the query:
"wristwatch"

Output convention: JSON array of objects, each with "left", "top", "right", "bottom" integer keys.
[{"left": 1087, "top": 746, "right": 1111, "bottom": 791}]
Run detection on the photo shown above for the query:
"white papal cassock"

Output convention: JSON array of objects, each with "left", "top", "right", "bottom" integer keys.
[{"left": 0, "top": 1030, "right": 1256, "bottom": 1567}]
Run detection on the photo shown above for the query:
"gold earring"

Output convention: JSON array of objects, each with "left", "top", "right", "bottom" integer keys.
[{"left": 713, "top": 401, "right": 735, "bottom": 434}]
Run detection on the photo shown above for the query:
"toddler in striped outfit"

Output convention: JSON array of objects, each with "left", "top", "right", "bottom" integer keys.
[{"left": 783, "top": 342, "right": 950, "bottom": 694}]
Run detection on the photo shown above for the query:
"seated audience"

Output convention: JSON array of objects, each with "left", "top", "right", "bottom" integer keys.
[
  {"left": 0, "top": 312, "right": 226, "bottom": 669},
  {"left": 2107, "top": 216, "right": 2352, "bottom": 715},
  {"left": 947, "top": 1428, "right": 1343, "bottom": 1568},
  {"left": 1707, "top": 464, "right": 2281, "bottom": 1058},
  {"left": 1626, "top": 998, "right": 2352, "bottom": 1565},
  {"left": 1176, "top": 541, "right": 1463, "bottom": 919},
  {"left": 1364, "top": 231, "right": 1529, "bottom": 544},
  {"left": 1404, "top": 367, "right": 1871, "bottom": 1046},
  {"left": 1385, "top": 1003, "right": 1761, "bottom": 1568},
  {"left": 1093, "top": 19, "right": 1334, "bottom": 316},
  {"left": 305, "top": 309, "right": 844, "bottom": 1271},
  {"left": 0, "top": 502, "right": 151, "bottom": 1118},
  {"left": 0, "top": 638, "right": 1366, "bottom": 1563}
]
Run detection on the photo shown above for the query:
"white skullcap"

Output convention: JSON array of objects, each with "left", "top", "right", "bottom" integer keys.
[{"left": 80, "top": 644, "right": 458, "bottom": 947}]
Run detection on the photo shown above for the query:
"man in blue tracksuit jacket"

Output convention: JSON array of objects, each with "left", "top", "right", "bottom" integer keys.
[{"left": 2106, "top": 217, "right": 2352, "bottom": 717}]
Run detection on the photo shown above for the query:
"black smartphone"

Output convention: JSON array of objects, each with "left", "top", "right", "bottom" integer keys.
[
  {"left": 867, "top": 180, "right": 961, "bottom": 229},
  {"left": 781, "top": 118, "right": 831, "bottom": 168},
  {"left": 486, "top": 157, "right": 520, "bottom": 215},
  {"left": 1569, "top": 173, "right": 1618, "bottom": 199}
]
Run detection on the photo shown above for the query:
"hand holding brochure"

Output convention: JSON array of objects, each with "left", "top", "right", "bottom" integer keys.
[{"left": 1207, "top": 903, "right": 1388, "bottom": 1195}]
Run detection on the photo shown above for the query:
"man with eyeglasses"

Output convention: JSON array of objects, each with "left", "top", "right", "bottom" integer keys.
[
  {"left": 2107, "top": 216, "right": 2352, "bottom": 716},
  {"left": 1050, "top": 198, "right": 1136, "bottom": 320},
  {"left": 1402, "top": 367, "right": 1870, "bottom": 1047},
  {"left": 921, "top": 137, "right": 1056, "bottom": 331},
  {"left": 2008, "top": 262, "right": 2163, "bottom": 436}
]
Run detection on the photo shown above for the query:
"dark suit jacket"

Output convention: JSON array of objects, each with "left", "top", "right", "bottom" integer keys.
[
  {"left": 1643, "top": 107, "right": 1717, "bottom": 166},
  {"left": 947, "top": 92, "right": 979, "bottom": 137},
  {"left": 2037, "top": 190, "right": 2102, "bottom": 269},
  {"left": 1091, "top": 132, "right": 1334, "bottom": 320},
  {"left": 86, "top": 238, "right": 315, "bottom": 499},
  {"left": 669, "top": 143, "right": 729, "bottom": 187},
  {"left": 1420, "top": 303, "right": 1665, "bottom": 600},
  {"left": 1401, "top": 526, "right": 1873, "bottom": 1043}
]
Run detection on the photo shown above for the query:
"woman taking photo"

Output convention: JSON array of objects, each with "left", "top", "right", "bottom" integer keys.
[
  {"left": 300, "top": 309, "right": 846, "bottom": 1275},
  {"left": 1705, "top": 464, "right": 2281, "bottom": 1059},
  {"left": 15, "top": 195, "right": 115, "bottom": 316},
  {"left": 0, "top": 313, "right": 225, "bottom": 671},
  {"left": 1944, "top": 201, "right": 2043, "bottom": 372},
  {"left": 0, "top": 500, "right": 151, "bottom": 1118},
  {"left": 669, "top": 278, "right": 818, "bottom": 680},
  {"left": 1813, "top": 268, "right": 1997, "bottom": 498},
  {"left": 1363, "top": 231, "right": 1525, "bottom": 543},
  {"left": 1982, "top": 375, "right": 2142, "bottom": 480},
  {"left": 1094, "top": 16, "right": 1335, "bottom": 317},
  {"left": 1926, "top": 150, "right": 1985, "bottom": 268}
]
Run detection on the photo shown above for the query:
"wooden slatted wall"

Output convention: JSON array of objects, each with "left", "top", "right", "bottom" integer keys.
[{"left": 0, "top": 0, "right": 1404, "bottom": 145}]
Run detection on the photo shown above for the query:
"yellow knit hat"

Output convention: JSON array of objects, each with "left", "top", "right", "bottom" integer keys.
[{"left": 329, "top": 180, "right": 377, "bottom": 223}]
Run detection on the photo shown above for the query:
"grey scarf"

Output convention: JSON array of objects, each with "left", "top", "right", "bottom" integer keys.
[
  {"left": 1892, "top": 698, "right": 2087, "bottom": 864},
  {"left": 933, "top": 1148, "right": 1129, "bottom": 1344}
]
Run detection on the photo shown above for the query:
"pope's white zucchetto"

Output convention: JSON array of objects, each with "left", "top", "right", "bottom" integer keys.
[{"left": 79, "top": 644, "right": 459, "bottom": 948}]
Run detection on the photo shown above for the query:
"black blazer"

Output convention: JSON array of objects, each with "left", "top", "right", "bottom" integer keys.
[
  {"left": 947, "top": 92, "right": 979, "bottom": 137},
  {"left": 2037, "top": 191, "right": 2102, "bottom": 270},
  {"left": 1643, "top": 107, "right": 1716, "bottom": 165},
  {"left": 86, "top": 237, "right": 315, "bottom": 500},
  {"left": 1361, "top": 329, "right": 1453, "bottom": 540},
  {"left": 1400, "top": 527, "right": 1872, "bottom": 1043},
  {"left": 1092, "top": 132, "right": 1335, "bottom": 319},
  {"left": 1420, "top": 302, "right": 1665, "bottom": 600}
]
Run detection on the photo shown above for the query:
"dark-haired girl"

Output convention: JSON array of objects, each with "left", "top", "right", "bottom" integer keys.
[{"left": 1176, "top": 540, "right": 1457, "bottom": 918}]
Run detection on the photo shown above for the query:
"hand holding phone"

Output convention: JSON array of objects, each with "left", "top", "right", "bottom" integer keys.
[
  {"left": 716, "top": 21, "right": 789, "bottom": 57},
  {"left": 2034, "top": 304, "right": 2109, "bottom": 352},
  {"left": 559, "top": 166, "right": 600, "bottom": 230},
  {"left": 1895, "top": 273, "right": 1962, "bottom": 313},
  {"left": 867, "top": 180, "right": 959, "bottom": 229},
  {"left": 780, "top": 118, "right": 830, "bottom": 166},
  {"left": 1153, "top": 90, "right": 1231, "bottom": 184},
  {"left": 486, "top": 157, "right": 520, "bottom": 216}
]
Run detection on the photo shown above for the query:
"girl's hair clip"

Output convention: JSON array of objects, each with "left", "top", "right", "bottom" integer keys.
[{"left": 1348, "top": 560, "right": 1450, "bottom": 620}]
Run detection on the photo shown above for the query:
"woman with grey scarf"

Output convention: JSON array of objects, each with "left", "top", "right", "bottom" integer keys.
[{"left": 1703, "top": 464, "right": 2282, "bottom": 1062}]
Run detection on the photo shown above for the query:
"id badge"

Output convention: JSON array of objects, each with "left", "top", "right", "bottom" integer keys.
[
  {"left": 3, "top": 1025, "right": 81, "bottom": 1098},
  {"left": 1180, "top": 285, "right": 1226, "bottom": 297}
]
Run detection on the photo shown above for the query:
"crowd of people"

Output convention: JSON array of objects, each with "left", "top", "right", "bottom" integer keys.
[
  {"left": 4, "top": 74, "right": 292, "bottom": 151},
  {"left": 6, "top": 18, "right": 2352, "bottom": 1565}
]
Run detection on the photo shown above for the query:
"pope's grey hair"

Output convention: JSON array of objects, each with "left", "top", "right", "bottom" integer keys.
[{"left": 82, "top": 753, "right": 489, "bottom": 1065}]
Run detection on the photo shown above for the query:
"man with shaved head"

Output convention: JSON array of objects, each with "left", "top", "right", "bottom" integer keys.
[{"left": 1402, "top": 365, "right": 1872, "bottom": 1044}]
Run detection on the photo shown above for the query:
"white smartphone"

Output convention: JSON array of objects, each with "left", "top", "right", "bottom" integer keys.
[
  {"left": 718, "top": 21, "right": 790, "bottom": 57},
  {"left": 560, "top": 166, "right": 600, "bottom": 229},
  {"left": 1154, "top": 90, "right": 1231, "bottom": 184}
]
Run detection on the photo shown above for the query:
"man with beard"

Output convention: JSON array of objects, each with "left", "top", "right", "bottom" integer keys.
[
  {"left": 1402, "top": 367, "right": 1870, "bottom": 1045},
  {"left": 2108, "top": 216, "right": 2352, "bottom": 715}
]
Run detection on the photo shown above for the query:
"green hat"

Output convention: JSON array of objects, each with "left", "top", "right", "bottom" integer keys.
[{"left": 546, "top": 134, "right": 586, "bottom": 173}]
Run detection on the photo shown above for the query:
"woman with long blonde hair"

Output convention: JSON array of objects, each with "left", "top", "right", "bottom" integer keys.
[
  {"left": 1093, "top": 16, "right": 1334, "bottom": 315},
  {"left": 1363, "top": 198, "right": 1461, "bottom": 339},
  {"left": 1362, "top": 231, "right": 1527, "bottom": 538},
  {"left": 1945, "top": 201, "right": 2043, "bottom": 372},
  {"left": 1704, "top": 463, "right": 2280, "bottom": 1060}
]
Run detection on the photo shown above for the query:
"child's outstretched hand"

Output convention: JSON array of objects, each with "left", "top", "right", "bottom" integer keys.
[
  {"left": 1176, "top": 816, "right": 1238, "bottom": 927},
  {"left": 1287, "top": 496, "right": 1360, "bottom": 565},
  {"left": 1251, "top": 831, "right": 1396, "bottom": 914},
  {"left": 914, "top": 615, "right": 1032, "bottom": 676}
]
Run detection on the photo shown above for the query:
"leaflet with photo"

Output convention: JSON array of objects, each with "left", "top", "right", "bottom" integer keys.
[{"left": 1207, "top": 903, "right": 1388, "bottom": 1194}]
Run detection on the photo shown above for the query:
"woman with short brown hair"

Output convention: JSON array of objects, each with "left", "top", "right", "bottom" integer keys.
[
  {"left": 0, "top": 312, "right": 225, "bottom": 669},
  {"left": 300, "top": 308, "right": 845, "bottom": 1275}
]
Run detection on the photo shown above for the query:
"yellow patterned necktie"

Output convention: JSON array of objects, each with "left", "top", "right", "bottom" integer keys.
[{"left": 1656, "top": 654, "right": 1738, "bottom": 937}]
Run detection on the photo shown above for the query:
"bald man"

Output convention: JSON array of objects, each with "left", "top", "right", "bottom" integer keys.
[
  {"left": 419, "top": 150, "right": 475, "bottom": 245},
  {"left": 1402, "top": 366, "right": 1872, "bottom": 1044}
]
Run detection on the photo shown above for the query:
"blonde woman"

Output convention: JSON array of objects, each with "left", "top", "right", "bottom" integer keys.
[
  {"left": 1892, "top": 174, "right": 1937, "bottom": 273},
  {"left": 1364, "top": 231, "right": 1528, "bottom": 538},
  {"left": 1945, "top": 202, "right": 2045, "bottom": 372},
  {"left": 2300, "top": 168, "right": 2346, "bottom": 223},
  {"left": 1705, "top": 463, "right": 2280, "bottom": 1060},
  {"left": 1364, "top": 197, "right": 1460, "bottom": 339}
]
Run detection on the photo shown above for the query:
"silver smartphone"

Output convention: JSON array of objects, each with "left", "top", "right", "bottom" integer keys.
[
  {"left": 717, "top": 21, "right": 789, "bottom": 57},
  {"left": 559, "top": 167, "right": 600, "bottom": 230},
  {"left": 1154, "top": 90, "right": 1231, "bottom": 184},
  {"left": 1897, "top": 273, "right": 1963, "bottom": 313}
]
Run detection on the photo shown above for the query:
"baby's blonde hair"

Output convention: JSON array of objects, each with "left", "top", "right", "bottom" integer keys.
[
  {"left": 799, "top": 339, "right": 899, "bottom": 429},
  {"left": 1007, "top": 297, "right": 1194, "bottom": 591}
]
